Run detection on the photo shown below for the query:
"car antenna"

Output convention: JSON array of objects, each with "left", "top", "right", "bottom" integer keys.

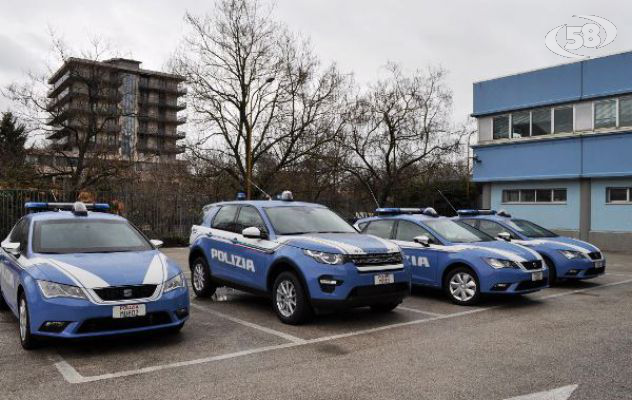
[
  {"left": 436, "top": 189, "right": 458, "bottom": 215},
  {"left": 366, "top": 185, "right": 380, "bottom": 209},
  {"left": 251, "top": 181, "right": 272, "bottom": 200}
]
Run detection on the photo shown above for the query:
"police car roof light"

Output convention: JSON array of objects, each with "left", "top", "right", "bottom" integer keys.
[
  {"left": 236, "top": 192, "right": 246, "bottom": 201},
  {"left": 456, "top": 209, "right": 497, "bottom": 216},
  {"left": 422, "top": 207, "right": 439, "bottom": 217},
  {"left": 24, "top": 202, "right": 110, "bottom": 214},
  {"left": 73, "top": 202, "right": 88, "bottom": 216},
  {"left": 280, "top": 191, "right": 293, "bottom": 201},
  {"left": 375, "top": 208, "right": 424, "bottom": 215}
]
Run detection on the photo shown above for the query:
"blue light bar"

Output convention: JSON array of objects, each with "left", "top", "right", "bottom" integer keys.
[
  {"left": 456, "top": 209, "right": 497, "bottom": 216},
  {"left": 375, "top": 208, "right": 424, "bottom": 215},
  {"left": 25, "top": 202, "right": 110, "bottom": 212}
]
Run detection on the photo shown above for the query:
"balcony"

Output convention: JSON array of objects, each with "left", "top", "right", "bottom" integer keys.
[
  {"left": 136, "top": 144, "right": 186, "bottom": 155},
  {"left": 137, "top": 129, "right": 186, "bottom": 139},
  {"left": 48, "top": 71, "right": 122, "bottom": 98},
  {"left": 138, "top": 97, "right": 187, "bottom": 111},
  {"left": 139, "top": 80, "right": 186, "bottom": 96},
  {"left": 137, "top": 112, "right": 186, "bottom": 125}
]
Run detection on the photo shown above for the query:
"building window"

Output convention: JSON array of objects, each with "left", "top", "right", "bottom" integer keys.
[
  {"left": 554, "top": 106, "right": 573, "bottom": 133},
  {"left": 619, "top": 97, "right": 632, "bottom": 127},
  {"left": 502, "top": 188, "right": 567, "bottom": 204},
  {"left": 511, "top": 111, "right": 530, "bottom": 138},
  {"left": 606, "top": 187, "right": 631, "bottom": 204},
  {"left": 492, "top": 115, "right": 510, "bottom": 139},
  {"left": 531, "top": 108, "right": 551, "bottom": 136},
  {"left": 594, "top": 99, "right": 617, "bottom": 129}
]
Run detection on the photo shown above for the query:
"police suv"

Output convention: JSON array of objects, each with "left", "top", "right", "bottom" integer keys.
[
  {"left": 0, "top": 202, "right": 189, "bottom": 349},
  {"left": 188, "top": 192, "right": 411, "bottom": 324},
  {"left": 456, "top": 210, "right": 605, "bottom": 284},
  {"left": 355, "top": 208, "right": 548, "bottom": 305}
]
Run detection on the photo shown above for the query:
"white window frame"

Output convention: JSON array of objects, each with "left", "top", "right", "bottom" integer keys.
[
  {"left": 501, "top": 188, "right": 567, "bottom": 205},
  {"left": 606, "top": 187, "right": 632, "bottom": 204}
]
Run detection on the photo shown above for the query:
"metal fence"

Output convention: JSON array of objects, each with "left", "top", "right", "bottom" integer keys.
[
  {"left": 0, "top": 184, "right": 478, "bottom": 245},
  {"left": 0, "top": 189, "right": 217, "bottom": 245}
]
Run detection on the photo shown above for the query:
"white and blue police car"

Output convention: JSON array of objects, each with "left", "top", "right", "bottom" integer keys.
[
  {"left": 355, "top": 208, "right": 549, "bottom": 305},
  {"left": 456, "top": 210, "right": 605, "bottom": 284},
  {"left": 0, "top": 202, "right": 189, "bottom": 349},
  {"left": 188, "top": 191, "right": 411, "bottom": 325}
]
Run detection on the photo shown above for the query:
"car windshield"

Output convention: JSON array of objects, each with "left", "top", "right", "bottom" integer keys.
[
  {"left": 264, "top": 206, "right": 356, "bottom": 235},
  {"left": 505, "top": 219, "right": 558, "bottom": 238},
  {"left": 33, "top": 219, "right": 152, "bottom": 254},
  {"left": 424, "top": 220, "right": 494, "bottom": 243}
]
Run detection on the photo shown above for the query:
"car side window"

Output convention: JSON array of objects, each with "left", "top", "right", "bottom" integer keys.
[
  {"left": 477, "top": 220, "right": 511, "bottom": 238},
  {"left": 395, "top": 221, "right": 437, "bottom": 243},
  {"left": 363, "top": 220, "right": 395, "bottom": 239},
  {"left": 235, "top": 206, "right": 267, "bottom": 234},
  {"left": 211, "top": 205, "right": 239, "bottom": 233}
]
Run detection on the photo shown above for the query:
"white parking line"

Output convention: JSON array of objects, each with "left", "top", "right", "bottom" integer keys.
[
  {"left": 53, "top": 277, "right": 632, "bottom": 384},
  {"left": 397, "top": 306, "right": 446, "bottom": 317},
  {"left": 190, "top": 303, "right": 306, "bottom": 344}
]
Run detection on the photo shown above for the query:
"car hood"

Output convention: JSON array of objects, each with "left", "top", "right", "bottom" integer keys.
[
  {"left": 277, "top": 233, "right": 400, "bottom": 254},
  {"left": 415, "top": 239, "right": 542, "bottom": 263},
  {"left": 23, "top": 250, "right": 179, "bottom": 288},
  {"left": 513, "top": 236, "right": 600, "bottom": 254}
]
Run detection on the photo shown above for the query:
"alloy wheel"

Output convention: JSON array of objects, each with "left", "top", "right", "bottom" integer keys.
[
  {"left": 449, "top": 272, "right": 477, "bottom": 302},
  {"left": 275, "top": 280, "right": 297, "bottom": 318}
]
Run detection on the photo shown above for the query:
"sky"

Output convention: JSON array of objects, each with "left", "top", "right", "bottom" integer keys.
[{"left": 0, "top": 0, "right": 630, "bottom": 126}]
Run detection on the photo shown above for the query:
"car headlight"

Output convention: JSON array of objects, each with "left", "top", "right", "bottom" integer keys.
[
  {"left": 164, "top": 273, "right": 186, "bottom": 292},
  {"left": 37, "top": 280, "right": 87, "bottom": 300},
  {"left": 484, "top": 258, "right": 520, "bottom": 269},
  {"left": 304, "top": 249, "right": 345, "bottom": 265},
  {"left": 559, "top": 250, "right": 586, "bottom": 260}
]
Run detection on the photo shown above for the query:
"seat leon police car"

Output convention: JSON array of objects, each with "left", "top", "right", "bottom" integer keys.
[
  {"left": 0, "top": 202, "right": 189, "bottom": 349},
  {"left": 355, "top": 208, "right": 548, "bottom": 305},
  {"left": 456, "top": 210, "right": 605, "bottom": 284},
  {"left": 189, "top": 192, "right": 411, "bottom": 325}
]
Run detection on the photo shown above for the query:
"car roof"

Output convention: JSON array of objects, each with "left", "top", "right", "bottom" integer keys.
[
  {"left": 459, "top": 214, "right": 513, "bottom": 222},
  {"left": 25, "top": 211, "right": 127, "bottom": 223},
  {"left": 361, "top": 214, "right": 452, "bottom": 224},
  {"left": 206, "top": 200, "right": 328, "bottom": 209}
]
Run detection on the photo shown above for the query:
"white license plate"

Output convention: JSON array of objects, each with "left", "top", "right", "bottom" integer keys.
[
  {"left": 113, "top": 304, "right": 146, "bottom": 319},
  {"left": 532, "top": 271, "right": 544, "bottom": 281},
  {"left": 594, "top": 260, "right": 604, "bottom": 269},
  {"left": 374, "top": 273, "right": 395, "bottom": 285}
]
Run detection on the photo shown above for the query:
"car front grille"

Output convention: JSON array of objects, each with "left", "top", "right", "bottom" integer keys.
[
  {"left": 346, "top": 252, "right": 403, "bottom": 266},
  {"left": 77, "top": 312, "right": 172, "bottom": 334},
  {"left": 587, "top": 251, "right": 602, "bottom": 260},
  {"left": 521, "top": 260, "right": 543, "bottom": 271},
  {"left": 94, "top": 285, "right": 158, "bottom": 301}
]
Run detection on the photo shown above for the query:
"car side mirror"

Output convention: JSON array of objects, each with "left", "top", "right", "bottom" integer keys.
[
  {"left": 413, "top": 235, "right": 431, "bottom": 247},
  {"left": 497, "top": 232, "right": 512, "bottom": 242},
  {"left": 150, "top": 239, "right": 164, "bottom": 249},
  {"left": 242, "top": 227, "right": 262, "bottom": 239},
  {"left": 2, "top": 242, "right": 21, "bottom": 256}
]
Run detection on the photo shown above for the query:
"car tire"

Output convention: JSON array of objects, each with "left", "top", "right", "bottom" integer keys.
[
  {"left": 272, "top": 271, "right": 313, "bottom": 325},
  {"left": 190, "top": 257, "right": 216, "bottom": 298},
  {"left": 370, "top": 302, "right": 400, "bottom": 313},
  {"left": 444, "top": 267, "right": 481, "bottom": 306},
  {"left": 18, "top": 293, "right": 39, "bottom": 350},
  {"left": 543, "top": 256, "right": 557, "bottom": 285}
]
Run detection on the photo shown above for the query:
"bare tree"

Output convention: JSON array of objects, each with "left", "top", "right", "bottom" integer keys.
[
  {"left": 174, "top": 0, "right": 348, "bottom": 198},
  {"left": 343, "top": 64, "right": 468, "bottom": 206},
  {"left": 3, "top": 34, "right": 134, "bottom": 191}
]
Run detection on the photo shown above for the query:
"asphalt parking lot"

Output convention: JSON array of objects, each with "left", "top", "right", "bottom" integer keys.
[{"left": 1, "top": 249, "right": 631, "bottom": 400}]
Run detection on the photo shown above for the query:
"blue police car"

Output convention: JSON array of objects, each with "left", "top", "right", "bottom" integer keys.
[
  {"left": 456, "top": 210, "right": 605, "bottom": 284},
  {"left": 0, "top": 202, "right": 189, "bottom": 349},
  {"left": 355, "top": 208, "right": 548, "bottom": 305},
  {"left": 188, "top": 192, "right": 410, "bottom": 325}
]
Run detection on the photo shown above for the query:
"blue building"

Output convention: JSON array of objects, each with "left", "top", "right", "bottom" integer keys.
[{"left": 472, "top": 51, "right": 632, "bottom": 251}]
